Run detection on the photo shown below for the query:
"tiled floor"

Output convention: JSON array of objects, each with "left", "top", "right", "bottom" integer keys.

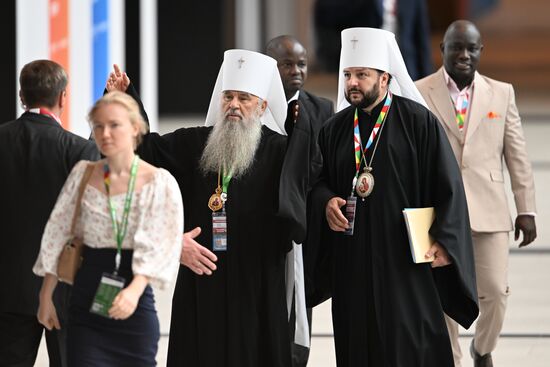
[{"left": 35, "top": 99, "right": 550, "bottom": 366}]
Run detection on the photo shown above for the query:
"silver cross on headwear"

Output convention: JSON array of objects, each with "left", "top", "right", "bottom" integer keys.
[
  {"left": 350, "top": 36, "right": 359, "bottom": 50},
  {"left": 238, "top": 57, "right": 245, "bottom": 69}
]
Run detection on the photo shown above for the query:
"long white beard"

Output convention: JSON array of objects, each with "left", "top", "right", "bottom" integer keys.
[{"left": 199, "top": 107, "right": 263, "bottom": 178}]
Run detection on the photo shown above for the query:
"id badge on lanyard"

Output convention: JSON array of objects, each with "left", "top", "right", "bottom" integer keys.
[
  {"left": 212, "top": 210, "right": 228, "bottom": 251},
  {"left": 90, "top": 155, "right": 138, "bottom": 318},
  {"left": 343, "top": 196, "right": 357, "bottom": 236},
  {"left": 210, "top": 168, "right": 232, "bottom": 251},
  {"left": 345, "top": 93, "right": 392, "bottom": 237},
  {"left": 90, "top": 273, "right": 125, "bottom": 317}
]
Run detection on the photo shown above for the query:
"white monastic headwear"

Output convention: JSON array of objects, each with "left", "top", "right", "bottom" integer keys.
[
  {"left": 205, "top": 49, "right": 287, "bottom": 135},
  {"left": 337, "top": 27, "right": 428, "bottom": 112}
]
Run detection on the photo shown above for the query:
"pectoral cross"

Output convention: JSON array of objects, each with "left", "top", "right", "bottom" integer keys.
[
  {"left": 238, "top": 57, "right": 245, "bottom": 69},
  {"left": 351, "top": 37, "right": 359, "bottom": 50}
]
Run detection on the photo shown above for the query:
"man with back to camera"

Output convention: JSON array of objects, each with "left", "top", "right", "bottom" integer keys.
[
  {"left": 0, "top": 60, "right": 98, "bottom": 366},
  {"left": 416, "top": 20, "right": 537, "bottom": 367},
  {"left": 266, "top": 35, "right": 334, "bottom": 367}
]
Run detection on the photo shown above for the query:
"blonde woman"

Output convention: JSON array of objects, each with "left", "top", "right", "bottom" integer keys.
[{"left": 34, "top": 91, "right": 183, "bottom": 366}]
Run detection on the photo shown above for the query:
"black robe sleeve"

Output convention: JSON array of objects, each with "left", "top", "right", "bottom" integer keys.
[
  {"left": 278, "top": 100, "right": 321, "bottom": 244},
  {"left": 304, "top": 112, "right": 350, "bottom": 307},
  {"left": 417, "top": 109, "right": 479, "bottom": 328}
]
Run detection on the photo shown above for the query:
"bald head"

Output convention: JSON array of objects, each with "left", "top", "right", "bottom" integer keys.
[
  {"left": 266, "top": 35, "right": 306, "bottom": 56},
  {"left": 266, "top": 35, "right": 308, "bottom": 99},
  {"left": 440, "top": 20, "right": 483, "bottom": 90},
  {"left": 443, "top": 20, "right": 481, "bottom": 44}
]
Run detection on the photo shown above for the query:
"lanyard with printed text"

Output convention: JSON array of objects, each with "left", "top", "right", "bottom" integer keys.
[
  {"left": 351, "top": 92, "right": 392, "bottom": 194},
  {"left": 103, "top": 155, "right": 139, "bottom": 274}
]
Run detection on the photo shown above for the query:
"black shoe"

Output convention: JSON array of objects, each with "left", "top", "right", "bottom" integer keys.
[{"left": 470, "top": 340, "right": 493, "bottom": 367}]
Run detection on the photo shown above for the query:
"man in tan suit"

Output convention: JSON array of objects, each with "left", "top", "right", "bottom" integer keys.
[{"left": 416, "top": 20, "right": 537, "bottom": 367}]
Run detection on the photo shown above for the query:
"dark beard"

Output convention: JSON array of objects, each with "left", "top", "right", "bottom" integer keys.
[{"left": 345, "top": 83, "right": 380, "bottom": 109}]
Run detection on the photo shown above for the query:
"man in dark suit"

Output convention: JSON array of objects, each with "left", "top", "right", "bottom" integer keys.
[
  {"left": 0, "top": 60, "right": 98, "bottom": 366},
  {"left": 266, "top": 36, "right": 334, "bottom": 140},
  {"left": 266, "top": 35, "right": 334, "bottom": 367}
]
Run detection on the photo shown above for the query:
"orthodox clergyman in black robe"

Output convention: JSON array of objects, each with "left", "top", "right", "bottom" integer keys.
[
  {"left": 110, "top": 50, "right": 318, "bottom": 367},
  {"left": 146, "top": 126, "right": 297, "bottom": 367},
  {"left": 311, "top": 28, "right": 478, "bottom": 366}
]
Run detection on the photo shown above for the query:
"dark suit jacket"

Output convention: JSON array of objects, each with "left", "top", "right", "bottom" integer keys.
[
  {"left": 298, "top": 90, "right": 334, "bottom": 139},
  {"left": 295, "top": 90, "right": 336, "bottom": 308},
  {"left": 395, "top": 0, "right": 433, "bottom": 81},
  {"left": 0, "top": 112, "right": 98, "bottom": 315}
]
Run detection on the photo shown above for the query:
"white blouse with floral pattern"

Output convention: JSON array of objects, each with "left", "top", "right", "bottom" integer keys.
[{"left": 33, "top": 160, "right": 184, "bottom": 289}]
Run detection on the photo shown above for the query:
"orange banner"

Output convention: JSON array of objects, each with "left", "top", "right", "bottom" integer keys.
[{"left": 49, "top": 0, "right": 70, "bottom": 130}]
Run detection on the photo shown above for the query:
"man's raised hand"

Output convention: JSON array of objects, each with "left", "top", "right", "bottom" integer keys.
[{"left": 105, "top": 64, "right": 130, "bottom": 92}]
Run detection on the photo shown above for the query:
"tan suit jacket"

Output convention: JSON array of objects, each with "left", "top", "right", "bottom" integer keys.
[{"left": 416, "top": 68, "right": 536, "bottom": 232}]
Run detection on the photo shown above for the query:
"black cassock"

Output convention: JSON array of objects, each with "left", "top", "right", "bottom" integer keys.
[
  {"left": 313, "top": 94, "right": 478, "bottom": 367},
  {"left": 136, "top": 118, "right": 315, "bottom": 366}
]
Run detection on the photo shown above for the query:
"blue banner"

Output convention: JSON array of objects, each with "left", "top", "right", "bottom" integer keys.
[{"left": 93, "top": 0, "right": 109, "bottom": 102}]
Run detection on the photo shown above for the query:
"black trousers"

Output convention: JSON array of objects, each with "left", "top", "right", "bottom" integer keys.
[{"left": 0, "top": 283, "right": 70, "bottom": 367}]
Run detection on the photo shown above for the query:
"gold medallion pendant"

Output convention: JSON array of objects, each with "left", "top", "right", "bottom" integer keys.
[
  {"left": 208, "top": 187, "right": 223, "bottom": 212},
  {"left": 355, "top": 167, "right": 375, "bottom": 198}
]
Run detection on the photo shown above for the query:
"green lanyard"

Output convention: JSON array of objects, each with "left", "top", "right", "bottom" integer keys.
[
  {"left": 220, "top": 167, "right": 233, "bottom": 205},
  {"left": 103, "top": 155, "right": 139, "bottom": 274}
]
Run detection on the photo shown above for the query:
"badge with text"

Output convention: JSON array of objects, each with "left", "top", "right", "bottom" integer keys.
[
  {"left": 212, "top": 211, "right": 228, "bottom": 251},
  {"left": 90, "top": 273, "right": 125, "bottom": 318},
  {"left": 343, "top": 196, "right": 357, "bottom": 236}
]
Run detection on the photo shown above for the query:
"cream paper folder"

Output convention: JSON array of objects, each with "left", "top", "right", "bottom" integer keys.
[{"left": 402, "top": 207, "right": 435, "bottom": 263}]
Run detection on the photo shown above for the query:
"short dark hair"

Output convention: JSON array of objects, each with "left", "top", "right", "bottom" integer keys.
[{"left": 19, "top": 60, "right": 68, "bottom": 108}]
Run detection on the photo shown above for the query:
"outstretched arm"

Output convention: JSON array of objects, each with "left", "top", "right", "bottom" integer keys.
[{"left": 104, "top": 64, "right": 149, "bottom": 124}]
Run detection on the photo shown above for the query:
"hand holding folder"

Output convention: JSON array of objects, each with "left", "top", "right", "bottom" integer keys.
[{"left": 402, "top": 207, "right": 436, "bottom": 263}]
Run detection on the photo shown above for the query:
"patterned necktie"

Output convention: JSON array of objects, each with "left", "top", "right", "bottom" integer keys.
[{"left": 455, "top": 92, "right": 469, "bottom": 132}]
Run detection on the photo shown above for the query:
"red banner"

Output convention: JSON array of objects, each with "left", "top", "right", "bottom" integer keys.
[{"left": 49, "top": 0, "right": 70, "bottom": 130}]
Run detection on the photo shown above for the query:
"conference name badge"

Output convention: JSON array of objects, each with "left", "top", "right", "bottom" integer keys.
[
  {"left": 90, "top": 273, "right": 126, "bottom": 318},
  {"left": 343, "top": 196, "right": 357, "bottom": 236},
  {"left": 212, "top": 211, "right": 228, "bottom": 251}
]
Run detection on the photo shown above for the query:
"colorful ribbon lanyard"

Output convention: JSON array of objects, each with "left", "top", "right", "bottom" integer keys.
[
  {"left": 455, "top": 96, "right": 468, "bottom": 131},
  {"left": 28, "top": 107, "right": 62, "bottom": 125},
  {"left": 351, "top": 91, "right": 392, "bottom": 194},
  {"left": 103, "top": 155, "right": 140, "bottom": 275}
]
